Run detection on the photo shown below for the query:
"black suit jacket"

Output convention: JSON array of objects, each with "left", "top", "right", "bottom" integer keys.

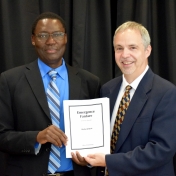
[
  {"left": 0, "top": 60, "right": 100, "bottom": 176},
  {"left": 99, "top": 68, "right": 176, "bottom": 176}
]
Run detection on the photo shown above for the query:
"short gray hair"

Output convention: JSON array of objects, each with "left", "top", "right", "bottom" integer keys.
[{"left": 114, "top": 21, "right": 151, "bottom": 49}]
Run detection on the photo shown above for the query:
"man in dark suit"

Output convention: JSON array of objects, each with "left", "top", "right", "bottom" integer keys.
[
  {"left": 85, "top": 21, "right": 176, "bottom": 176},
  {"left": 0, "top": 12, "right": 100, "bottom": 176}
]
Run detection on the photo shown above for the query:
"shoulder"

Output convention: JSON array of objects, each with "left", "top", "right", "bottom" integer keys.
[
  {"left": 137, "top": 68, "right": 176, "bottom": 94},
  {"left": 100, "top": 76, "right": 122, "bottom": 97},
  {"left": 0, "top": 61, "right": 37, "bottom": 88},
  {"left": 151, "top": 74, "right": 176, "bottom": 99},
  {"left": 153, "top": 74, "right": 176, "bottom": 89},
  {"left": 66, "top": 64, "right": 100, "bottom": 82},
  {"left": 103, "top": 76, "right": 121, "bottom": 89},
  {"left": 1, "top": 60, "right": 36, "bottom": 79},
  {"left": 101, "top": 76, "right": 122, "bottom": 93},
  {"left": 1, "top": 65, "right": 26, "bottom": 80},
  {"left": 139, "top": 69, "right": 176, "bottom": 102},
  {"left": 78, "top": 68, "right": 100, "bottom": 83}
]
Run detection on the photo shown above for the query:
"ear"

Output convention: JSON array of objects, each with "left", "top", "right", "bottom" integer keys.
[
  {"left": 64, "top": 34, "right": 68, "bottom": 44},
  {"left": 145, "top": 45, "right": 152, "bottom": 58},
  {"left": 31, "top": 35, "right": 35, "bottom": 45}
]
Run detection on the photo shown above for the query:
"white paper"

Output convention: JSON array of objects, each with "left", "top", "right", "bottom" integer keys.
[{"left": 63, "top": 98, "right": 110, "bottom": 158}]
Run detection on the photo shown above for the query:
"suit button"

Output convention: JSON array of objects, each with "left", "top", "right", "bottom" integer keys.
[{"left": 46, "top": 148, "right": 50, "bottom": 152}]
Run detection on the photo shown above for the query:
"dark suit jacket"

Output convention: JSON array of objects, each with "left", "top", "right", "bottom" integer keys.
[
  {"left": 0, "top": 152, "right": 8, "bottom": 176},
  {"left": 173, "top": 154, "right": 176, "bottom": 174},
  {"left": 100, "top": 68, "right": 176, "bottom": 176},
  {"left": 0, "top": 60, "right": 100, "bottom": 176}
]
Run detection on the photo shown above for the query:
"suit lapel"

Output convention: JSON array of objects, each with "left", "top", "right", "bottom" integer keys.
[
  {"left": 115, "top": 69, "right": 154, "bottom": 152},
  {"left": 25, "top": 60, "right": 51, "bottom": 119},
  {"left": 66, "top": 64, "right": 81, "bottom": 100},
  {"left": 24, "top": 62, "right": 81, "bottom": 120}
]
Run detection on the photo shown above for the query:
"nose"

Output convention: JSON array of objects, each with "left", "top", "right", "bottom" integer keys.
[
  {"left": 45, "top": 34, "right": 56, "bottom": 44},
  {"left": 121, "top": 48, "right": 130, "bottom": 58}
]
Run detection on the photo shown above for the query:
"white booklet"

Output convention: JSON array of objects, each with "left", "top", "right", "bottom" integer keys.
[{"left": 63, "top": 97, "right": 110, "bottom": 158}]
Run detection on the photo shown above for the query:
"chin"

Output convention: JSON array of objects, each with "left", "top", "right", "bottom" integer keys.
[{"left": 121, "top": 68, "right": 135, "bottom": 75}]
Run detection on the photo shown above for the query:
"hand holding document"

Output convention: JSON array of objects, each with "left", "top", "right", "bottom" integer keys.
[{"left": 63, "top": 98, "right": 110, "bottom": 158}]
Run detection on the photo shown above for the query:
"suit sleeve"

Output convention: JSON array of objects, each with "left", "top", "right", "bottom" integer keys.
[{"left": 0, "top": 73, "right": 38, "bottom": 155}]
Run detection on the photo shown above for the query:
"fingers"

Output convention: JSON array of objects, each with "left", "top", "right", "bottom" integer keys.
[
  {"left": 86, "top": 154, "right": 95, "bottom": 158},
  {"left": 76, "top": 151, "right": 88, "bottom": 165},
  {"left": 71, "top": 151, "right": 88, "bottom": 166},
  {"left": 71, "top": 152, "right": 106, "bottom": 167},
  {"left": 71, "top": 152, "right": 80, "bottom": 164},
  {"left": 37, "top": 125, "right": 68, "bottom": 147},
  {"left": 84, "top": 154, "right": 95, "bottom": 166},
  {"left": 84, "top": 156, "right": 92, "bottom": 165},
  {"left": 47, "top": 126, "right": 67, "bottom": 146},
  {"left": 85, "top": 153, "right": 106, "bottom": 167}
]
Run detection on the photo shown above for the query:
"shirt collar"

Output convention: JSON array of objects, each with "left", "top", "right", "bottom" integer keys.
[
  {"left": 38, "top": 58, "right": 66, "bottom": 80},
  {"left": 122, "top": 65, "right": 149, "bottom": 91}
]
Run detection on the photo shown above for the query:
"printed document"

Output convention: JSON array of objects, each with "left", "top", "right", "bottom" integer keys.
[{"left": 63, "top": 98, "right": 110, "bottom": 158}]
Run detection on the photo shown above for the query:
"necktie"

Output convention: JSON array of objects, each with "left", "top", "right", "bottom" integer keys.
[
  {"left": 47, "top": 70, "right": 61, "bottom": 174},
  {"left": 106, "top": 85, "right": 132, "bottom": 176}
]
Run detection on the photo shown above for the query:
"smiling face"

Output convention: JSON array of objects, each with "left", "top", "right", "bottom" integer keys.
[
  {"left": 31, "top": 18, "right": 67, "bottom": 68},
  {"left": 114, "top": 29, "right": 151, "bottom": 83}
]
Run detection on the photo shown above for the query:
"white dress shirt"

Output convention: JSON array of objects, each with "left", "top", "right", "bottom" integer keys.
[{"left": 110, "top": 65, "right": 149, "bottom": 135}]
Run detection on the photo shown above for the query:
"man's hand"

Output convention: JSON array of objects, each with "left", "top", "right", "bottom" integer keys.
[
  {"left": 71, "top": 151, "right": 88, "bottom": 166},
  {"left": 84, "top": 153, "right": 106, "bottom": 167},
  {"left": 36, "top": 125, "right": 67, "bottom": 147}
]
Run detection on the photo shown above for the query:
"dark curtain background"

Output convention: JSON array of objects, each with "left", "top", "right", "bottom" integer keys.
[{"left": 0, "top": 0, "right": 176, "bottom": 175}]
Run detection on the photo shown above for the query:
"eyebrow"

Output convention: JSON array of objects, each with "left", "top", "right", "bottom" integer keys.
[
  {"left": 114, "top": 44, "right": 122, "bottom": 47},
  {"left": 38, "top": 30, "right": 62, "bottom": 33},
  {"left": 114, "top": 44, "right": 138, "bottom": 47},
  {"left": 129, "top": 44, "right": 138, "bottom": 47}
]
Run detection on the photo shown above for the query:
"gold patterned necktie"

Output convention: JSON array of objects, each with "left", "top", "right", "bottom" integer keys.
[{"left": 105, "top": 85, "right": 132, "bottom": 176}]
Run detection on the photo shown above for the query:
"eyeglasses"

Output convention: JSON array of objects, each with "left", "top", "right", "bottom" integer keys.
[{"left": 34, "top": 32, "right": 65, "bottom": 41}]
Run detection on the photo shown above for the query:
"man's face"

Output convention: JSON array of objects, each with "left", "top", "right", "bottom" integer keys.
[
  {"left": 114, "top": 29, "right": 151, "bottom": 83},
  {"left": 31, "top": 18, "right": 67, "bottom": 68}
]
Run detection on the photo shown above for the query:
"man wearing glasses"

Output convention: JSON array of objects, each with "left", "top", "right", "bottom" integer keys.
[{"left": 0, "top": 12, "right": 100, "bottom": 176}]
